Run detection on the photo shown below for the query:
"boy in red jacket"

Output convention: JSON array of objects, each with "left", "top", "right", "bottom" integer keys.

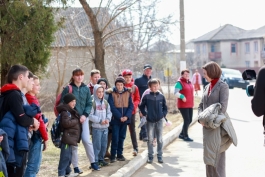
[
  {"left": 24, "top": 75, "right": 48, "bottom": 177},
  {"left": 122, "top": 69, "right": 140, "bottom": 156}
]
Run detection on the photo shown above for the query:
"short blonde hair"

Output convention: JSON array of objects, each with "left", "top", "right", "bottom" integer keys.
[{"left": 90, "top": 69, "right": 100, "bottom": 77}]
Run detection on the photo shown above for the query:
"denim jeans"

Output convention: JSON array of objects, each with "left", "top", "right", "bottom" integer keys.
[
  {"left": 146, "top": 119, "right": 163, "bottom": 158},
  {"left": 92, "top": 128, "right": 108, "bottom": 162},
  {"left": 128, "top": 114, "right": 138, "bottom": 150},
  {"left": 58, "top": 143, "right": 72, "bottom": 176},
  {"left": 24, "top": 133, "right": 43, "bottom": 177},
  {"left": 140, "top": 117, "right": 147, "bottom": 139},
  {"left": 111, "top": 124, "right": 127, "bottom": 157}
]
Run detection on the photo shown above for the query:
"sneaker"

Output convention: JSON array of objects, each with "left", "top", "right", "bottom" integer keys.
[
  {"left": 147, "top": 157, "right": 153, "bottom": 164},
  {"left": 99, "top": 160, "right": 109, "bottom": 167},
  {"left": 67, "top": 174, "right": 79, "bottom": 177},
  {"left": 152, "top": 138, "right": 157, "bottom": 147},
  {"left": 117, "top": 154, "right": 126, "bottom": 161},
  {"left": 133, "top": 149, "right": 138, "bottom": 156},
  {"left": 179, "top": 134, "right": 184, "bottom": 139},
  {"left": 90, "top": 163, "right": 100, "bottom": 171},
  {"left": 143, "top": 137, "right": 148, "bottom": 142},
  {"left": 183, "top": 137, "right": 193, "bottom": 142},
  {"left": 73, "top": 167, "right": 83, "bottom": 174},
  {"left": 158, "top": 157, "right": 164, "bottom": 163},
  {"left": 110, "top": 157, "right": 116, "bottom": 163}
]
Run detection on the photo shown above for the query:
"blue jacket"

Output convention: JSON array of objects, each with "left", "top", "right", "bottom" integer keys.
[
  {"left": 135, "top": 75, "right": 151, "bottom": 98},
  {"left": 139, "top": 92, "right": 168, "bottom": 123},
  {"left": 0, "top": 112, "right": 29, "bottom": 167},
  {"left": 107, "top": 87, "right": 134, "bottom": 125},
  {"left": 0, "top": 129, "right": 9, "bottom": 177}
]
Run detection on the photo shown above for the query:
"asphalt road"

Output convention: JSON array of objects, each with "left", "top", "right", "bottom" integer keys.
[{"left": 132, "top": 88, "right": 265, "bottom": 177}]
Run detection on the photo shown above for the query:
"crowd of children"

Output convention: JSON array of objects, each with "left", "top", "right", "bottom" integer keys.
[{"left": 0, "top": 64, "right": 168, "bottom": 177}]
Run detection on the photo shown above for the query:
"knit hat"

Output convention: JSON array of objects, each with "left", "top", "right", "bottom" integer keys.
[
  {"left": 115, "top": 76, "right": 125, "bottom": 85},
  {"left": 97, "top": 78, "right": 108, "bottom": 86},
  {"left": 63, "top": 93, "right": 76, "bottom": 104}
]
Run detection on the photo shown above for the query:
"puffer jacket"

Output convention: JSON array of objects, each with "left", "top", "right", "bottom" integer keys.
[
  {"left": 107, "top": 87, "right": 134, "bottom": 125},
  {"left": 0, "top": 112, "right": 29, "bottom": 167},
  {"left": 60, "top": 82, "right": 92, "bottom": 118},
  {"left": 198, "top": 80, "right": 237, "bottom": 167},
  {"left": 89, "top": 85, "right": 112, "bottom": 129},
  {"left": 56, "top": 104, "right": 82, "bottom": 146}
]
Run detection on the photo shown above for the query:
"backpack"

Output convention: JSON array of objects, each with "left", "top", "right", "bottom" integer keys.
[
  {"left": 54, "top": 85, "right": 72, "bottom": 116},
  {"left": 50, "top": 111, "right": 71, "bottom": 148}
]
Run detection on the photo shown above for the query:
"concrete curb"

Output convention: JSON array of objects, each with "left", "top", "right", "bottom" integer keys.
[{"left": 110, "top": 114, "right": 198, "bottom": 177}]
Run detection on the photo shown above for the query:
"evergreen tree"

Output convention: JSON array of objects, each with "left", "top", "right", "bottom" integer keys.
[{"left": 0, "top": 0, "right": 61, "bottom": 85}]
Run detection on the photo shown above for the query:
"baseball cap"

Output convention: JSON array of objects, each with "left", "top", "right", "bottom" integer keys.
[{"left": 143, "top": 64, "right": 152, "bottom": 70}]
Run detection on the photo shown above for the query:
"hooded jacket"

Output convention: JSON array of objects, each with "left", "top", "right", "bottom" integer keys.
[
  {"left": 139, "top": 91, "right": 168, "bottom": 123},
  {"left": 107, "top": 87, "right": 134, "bottom": 125},
  {"left": 125, "top": 81, "right": 140, "bottom": 115},
  {"left": 56, "top": 104, "right": 82, "bottom": 146},
  {"left": 198, "top": 80, "right": 237, "bottom": 167},
  {"left": 60, "top": 82, "right": 92, "bottom": 118},
  {"left": 0, "top": 84, "right": 33, "bottom": 127},
  {"left": 89, "top": 85, "right": 112, "bottom": 129},
  {"left": 25, "top": 93, "right": 48, "bottom": 141}
]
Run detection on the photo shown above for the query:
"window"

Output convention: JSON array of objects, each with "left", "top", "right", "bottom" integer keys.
[
  {"left": 254, "top": 41, "right": 258, "bottom": 52},
  {"left": 211, "top": 44, "right": 215, "bottom": 52},
  {"left": 245, "top": 43, "right": 250, "bottom": 53},
  {"left": 196, "top": 44, "right": 200, "bottom": 54},
  {"left": 231, "top": 43, "right": 237, "bottom": 53},
  {"left": 245, "top": 61, "right": 250, "bottom": 67}
]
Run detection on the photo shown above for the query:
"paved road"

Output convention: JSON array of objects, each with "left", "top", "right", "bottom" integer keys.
[{"left": 132, "top": 88, "right": 265, "bottom": 177}]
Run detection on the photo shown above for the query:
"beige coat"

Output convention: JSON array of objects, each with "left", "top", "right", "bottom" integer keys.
[{"left": 198, "top": 79, "right": 237, "bottom": 167}]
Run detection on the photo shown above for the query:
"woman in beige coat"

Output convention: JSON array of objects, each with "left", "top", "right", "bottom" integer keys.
[{"left": 198, "top": 62, "right": 237, "bottom": 177}]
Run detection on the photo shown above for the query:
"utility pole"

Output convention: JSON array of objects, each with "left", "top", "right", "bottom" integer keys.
[{"left": 179, "top": 0, "right": 186, "bottom": 72}]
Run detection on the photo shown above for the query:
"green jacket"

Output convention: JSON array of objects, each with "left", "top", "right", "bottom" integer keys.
[{"left": 60, "top": 82, "right": 92, "bottom": 117}]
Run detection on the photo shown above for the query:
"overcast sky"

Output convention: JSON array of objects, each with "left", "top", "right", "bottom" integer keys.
[{"left": 71, "top": 0, "right": 265, "bottom": 45}]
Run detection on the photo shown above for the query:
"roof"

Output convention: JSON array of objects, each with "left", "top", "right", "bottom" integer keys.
[
  {"left": 52, "top": 7, "right": 118, "bottom": 47},
  {"left": 239, "top": 25, "right": 265, "bottom": 39},
  {"left": 193, "top": 24, "right": 245, "bottom": 42}
]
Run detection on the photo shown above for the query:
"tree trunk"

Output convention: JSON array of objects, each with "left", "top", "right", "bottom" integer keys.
[
  {"left": 1, "top": 61, "right": 9, "bottom": 86},
  {"left": 79, "top": 0, "right": 108, "bottom": 82}
]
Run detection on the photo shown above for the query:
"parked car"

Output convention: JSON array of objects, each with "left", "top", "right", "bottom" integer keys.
[{"left": 221, "top": 68, "right": 249, "bottom": 89}]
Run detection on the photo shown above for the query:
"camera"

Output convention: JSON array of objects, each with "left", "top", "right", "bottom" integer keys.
[{"left": 242, "top": 69, "right": 256, "bottom": 96}]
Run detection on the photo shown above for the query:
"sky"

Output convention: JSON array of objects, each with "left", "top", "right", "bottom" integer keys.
[{"left": 70, "top": 0, "right": 265, "bottom": 45}]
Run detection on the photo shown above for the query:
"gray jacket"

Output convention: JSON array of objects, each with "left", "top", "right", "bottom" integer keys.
[
  {"left": 89, "top": 84, "right": 112, "bottom": 129},
  {"left": 198, "top": 79, "right": 237, "bottom": 167}
]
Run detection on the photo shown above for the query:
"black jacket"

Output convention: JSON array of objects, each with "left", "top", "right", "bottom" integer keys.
[
  {"left": 135, "top": 75, "right": 151, "bottom": 98},
  {"left": 139, "top": 92, "right": 168, "bottom": 123},
  {"left": 0, "top": 84, "right": 33, "bottom": 127},
  {"left": 251, "top": 66, "right": 265, "bottom": 117}
]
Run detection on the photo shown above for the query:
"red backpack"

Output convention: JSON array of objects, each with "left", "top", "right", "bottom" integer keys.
[{"left": 54, "top": 85, "right": 73, "bottom": 116}]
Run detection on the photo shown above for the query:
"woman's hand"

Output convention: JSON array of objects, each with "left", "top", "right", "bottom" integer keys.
[{"left": 182, "top": 97, "right": 187, "bottom": 102}]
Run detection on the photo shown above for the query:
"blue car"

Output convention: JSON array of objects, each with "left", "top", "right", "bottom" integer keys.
[{"left": 221, "top": 68, "right": 249, "bottom": 89}]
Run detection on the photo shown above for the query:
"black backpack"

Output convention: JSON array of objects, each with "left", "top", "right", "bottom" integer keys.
[{"left": 50, "top": 111, "right": 70, "bottom": 148}]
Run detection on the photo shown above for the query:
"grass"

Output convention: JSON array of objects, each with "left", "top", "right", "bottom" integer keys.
[{"left": 37, "top": 96, "right": 201, "bottom": 177}]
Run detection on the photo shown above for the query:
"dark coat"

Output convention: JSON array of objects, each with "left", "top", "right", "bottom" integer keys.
[
  {"left": 139, "top": 92, "right": 168, "bottom": 123},
  {"left": 56, "top": 104, "right": 82, "bottom": 146},
  {"left": 0, "top": 112, "right": 29, "bottom": 167},
  {"left": 135, "top": 75, "right": 151, "bottom": 98},
  {"left": 107, "top": 87, "right": 134, "bottom": 125}
]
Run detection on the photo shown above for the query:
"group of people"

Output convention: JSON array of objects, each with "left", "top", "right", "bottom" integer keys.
[{"left": 0, "top": 61, "right": 236, "bottom": 177}]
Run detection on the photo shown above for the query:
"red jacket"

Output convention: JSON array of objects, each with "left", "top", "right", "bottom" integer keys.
[
  {"left": 177, "top": 77, "right": 194, "bottom": 108},
  {"left": 25, "top": 93, "right": 48, "bottom": 141},
  {"left": 125, "top": 82, "right": 140, "bottom": 115}
]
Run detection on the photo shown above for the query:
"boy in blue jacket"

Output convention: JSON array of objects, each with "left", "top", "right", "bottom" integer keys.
[
  {"left": 139, "top": 79, "right": 168, "bottom": 164},
  {"left": 107, "top": 76, "right": 134, "bottom": 163}
]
